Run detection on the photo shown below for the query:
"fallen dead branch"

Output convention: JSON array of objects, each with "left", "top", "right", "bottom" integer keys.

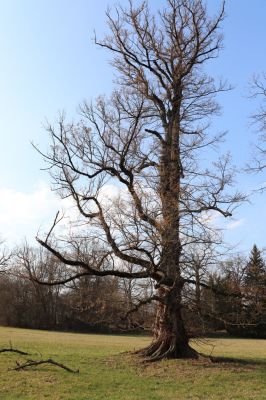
[
  {"left": 0, "top": 344, "right": 79, "bottom": 373},
  {"left": 0, "top": 348, "right": 30, "bottom": 356},
  {"left": 10, "top": 358, "right": 79, "bottom": 373}
]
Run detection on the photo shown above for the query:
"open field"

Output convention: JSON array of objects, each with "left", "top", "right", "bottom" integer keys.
[{"left": 0, "top": 327, "right": 265, "bottom": 400}]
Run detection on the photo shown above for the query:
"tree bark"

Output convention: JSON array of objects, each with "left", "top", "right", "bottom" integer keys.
[
  {"left": 138, "top": 119, "right": 198, "bottom": 360},
  {"left": 138, "top": 288, "right": 198, "bottom": 360}
]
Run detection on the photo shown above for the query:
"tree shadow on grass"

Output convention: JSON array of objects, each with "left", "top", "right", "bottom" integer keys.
[{"left": 203, "top": 355, "right": 266, "bottom": 370}]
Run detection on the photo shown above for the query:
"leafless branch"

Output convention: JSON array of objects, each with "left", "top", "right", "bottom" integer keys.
[{"left": 10, "top": 358, "right": 79, "bottom": 373}]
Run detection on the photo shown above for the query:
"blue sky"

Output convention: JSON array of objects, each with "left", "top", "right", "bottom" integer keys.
[{"left": 0, "top": 0, "right": 266, "bottom": 252}]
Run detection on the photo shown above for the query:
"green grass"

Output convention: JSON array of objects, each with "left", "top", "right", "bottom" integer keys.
[{"left": 0, "top": 327, "right": 265, "bottom": 400}]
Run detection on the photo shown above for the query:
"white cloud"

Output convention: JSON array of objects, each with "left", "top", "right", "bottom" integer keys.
[
  {"left": 226, "top": 218, "right": 245, "bottom": 230},
  {"left": 0, "top": 182, "right": 124, "bottom": 248},
  {"left": 98, "top": 184, "right": 124, "bottom": 202},
  {"left": 199, "top": 210, "right": 222, "bottom": 226},
  {"left": 0, "top": 182, "right": 62, "bottom": 246}
]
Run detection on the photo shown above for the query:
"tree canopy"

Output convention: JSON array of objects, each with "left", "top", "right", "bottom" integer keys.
[{"left": 32, "top": 0, "right": 244, "bottom": 360}]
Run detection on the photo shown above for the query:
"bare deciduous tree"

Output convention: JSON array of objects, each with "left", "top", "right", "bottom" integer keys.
[
  {"left": 248, "top": 73, "right": 266, "bottom": 173},
  {"left": 35, "top": 0, "right": 243, "bottom": 360},
  {"left": 0, "top": 239, "right": 11, "bottom": 274}
]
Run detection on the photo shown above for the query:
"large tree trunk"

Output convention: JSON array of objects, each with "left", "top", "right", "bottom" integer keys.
[
  {"left": 138, "top": 288, "right": 198, "bottom": 360},
  {"left": 138, "top": 117, "right": 199, "bottom": 361}
]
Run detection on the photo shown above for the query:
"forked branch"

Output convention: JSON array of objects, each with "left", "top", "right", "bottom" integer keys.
[{"left": 10, "top": 358, "right": 79, "bottom": 373}]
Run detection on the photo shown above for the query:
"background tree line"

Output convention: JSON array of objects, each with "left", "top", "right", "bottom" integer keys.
[
  {"left": 0, "top": 244, "right": 155, "bottom": 333},
  {"left": 200, "top": 245, "right": 266, "bottom": 338},
  {"left": 0, "top": 243, "right": 265, "bottom": 338}
]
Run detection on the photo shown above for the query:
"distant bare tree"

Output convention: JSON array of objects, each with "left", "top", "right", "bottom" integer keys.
[
  {"left": 14, "top": 244, "right": 65, "bottom": 329},
  {"left": 0, "top": 239, "right": 11, "bottom": 274},
  {"left": 183, "top": 243, "right": 217, "bottom": 315},
  {"left": 248, "top": 73, "right": 266, "bottom": 174},
  {"left": 35, "top": 0, "right": 243, "bottom": 360}
]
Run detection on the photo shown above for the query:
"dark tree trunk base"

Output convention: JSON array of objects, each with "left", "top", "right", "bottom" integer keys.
[
  {"left": 135, "top": 287, "right": 200, "bottom": 361},
  {"left": 136, "top": 338, "right": 198, "bottom": 362}
]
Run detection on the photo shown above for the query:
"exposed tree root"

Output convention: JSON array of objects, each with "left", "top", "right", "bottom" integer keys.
[
  {"left": 10, "top": 358, "right": 79, "bottom": 373},
  {"left": 136, "top": 339, "right": 199, "bottom": 362}
]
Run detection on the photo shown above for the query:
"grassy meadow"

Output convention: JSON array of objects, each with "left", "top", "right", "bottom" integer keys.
[{"left": 0, "top": 327, "right": 265, "bottom": 400}]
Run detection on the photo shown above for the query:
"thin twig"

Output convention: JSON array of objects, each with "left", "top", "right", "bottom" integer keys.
[{"left": 45, "top": 211, "right": 63, "bottom": 243}]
